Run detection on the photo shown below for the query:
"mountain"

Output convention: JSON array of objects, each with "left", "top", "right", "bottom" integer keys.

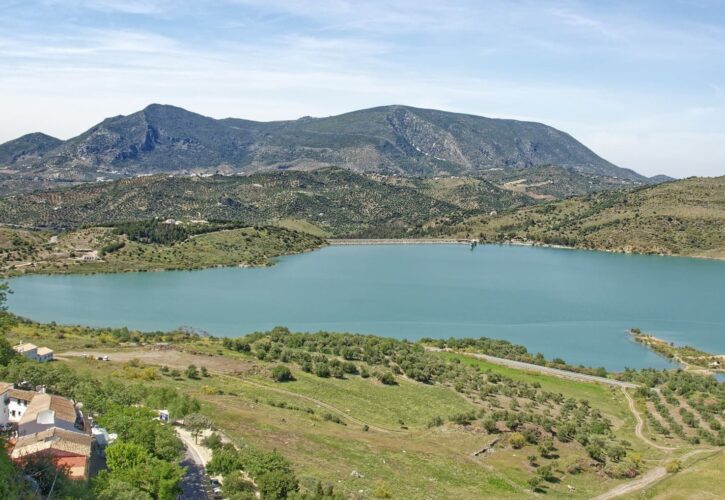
[
  {"left": 0, "top": 104, "right": 653, "bottom": 193},
  {"left": 448, "top": 176, "right": 725, "bottom": 259},
  {"left": 0, "top": 132, "right": 62, "bottom": 167}
]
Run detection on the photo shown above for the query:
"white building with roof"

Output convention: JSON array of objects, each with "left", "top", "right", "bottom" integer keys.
[{"left": 13, "top": 342, "right": 53, "bottom": 362}]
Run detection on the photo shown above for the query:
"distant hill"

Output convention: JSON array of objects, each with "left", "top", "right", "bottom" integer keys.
[
  {"left": 448, "top": 176, "right": 725, "bottom": 259},
  {"left": 0, "top": 167, "right": 525, "bottom": 236},
  {"left": 0, "top": 104, "right": 660, "bottom": 193},
  {"left": 0, "top": 132, "right": 62, "bottom": 167}
]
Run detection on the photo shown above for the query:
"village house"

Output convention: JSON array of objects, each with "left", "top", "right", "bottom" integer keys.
[
  {"left": 11, "top": 427, "right": 92, "bottom": 480},
  {"left": 17, "top": 393, "right": 87, "bottom": 436},
  {"left": 7, "top": 388, "right": 36, "bottom": 423},
  {"left": 13, "top": 342, "right": 54, "bottom": 362},
  {"left": 0, "top": 384, "right": 94, "bottom": 480}
]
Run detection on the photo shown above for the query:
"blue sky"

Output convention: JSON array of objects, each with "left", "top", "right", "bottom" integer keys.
[{"left": 1, "top": 1, "right": 724, "bottom": 177}]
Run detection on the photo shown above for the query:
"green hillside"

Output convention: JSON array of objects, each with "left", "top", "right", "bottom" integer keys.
[
  {"left": 448, "top": 176, "right": 725, "bottom": 258},
  {"left": 0, "top": 167, "right": 526, "bottom": 236}
]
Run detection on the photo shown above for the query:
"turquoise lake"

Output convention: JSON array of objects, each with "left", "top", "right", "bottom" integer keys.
[{"left": 7, "top": 244, "right": 725, "bottom": 371}]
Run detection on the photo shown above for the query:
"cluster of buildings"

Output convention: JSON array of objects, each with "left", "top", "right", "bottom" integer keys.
[{"left": 0, "top": 383, "right": 92, "bottom": 480}]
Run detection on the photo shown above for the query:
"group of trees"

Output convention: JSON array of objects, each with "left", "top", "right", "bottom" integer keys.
[
  {"left": 206, "top": 440, "right": 299, "bottom": 499},
  {"left": 93, "top": 406, "right": 186, "bottom": 499}
]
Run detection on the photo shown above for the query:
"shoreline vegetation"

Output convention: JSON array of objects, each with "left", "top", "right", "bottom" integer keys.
[
  {"left": 3, "top": 226, "right": 722, "bottom": 280},
  {"left": 0, "top": 222, "right": 325, "bottom": 277},
  {"left": 630, "top": 328, "right": 725, "bottom": 375},
  {"left": 2, "top": 313, "right": 724, "bottom": 498}
]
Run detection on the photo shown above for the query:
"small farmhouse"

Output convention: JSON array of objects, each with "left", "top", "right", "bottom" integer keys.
[{"left": 13, "top": 342, "right": 53, "bottom": 362}]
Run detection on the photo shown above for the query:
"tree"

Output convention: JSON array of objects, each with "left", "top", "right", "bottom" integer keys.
[
  {"left": 207, "top": 444, "right": 241, "bottom": 476},
  {"left": 537, "top": 438, "right": 555, "bottom": 458},
  {"left": 0, "top": 439, "right": 21, "bottom": 498},
  {"left": 256, "top": 469, "right": 298, "bottom": 500},
  {"left": 271, "top": 365, "right": 294, "bottom": 382},
  {"left": 510, "top": 432, "right": 526, "bottom": 449},
  {"left": 222, "top": 470, "right": 256, "bottom": 498},
  {"left": 95, "top": 477, "right": 152, "bottom": 500},
  {"left": 106, "top": 442, "right": 150, "bottom": 471},
  {"left": 185, "top": 413, "right": 212, "bottom": 444}
]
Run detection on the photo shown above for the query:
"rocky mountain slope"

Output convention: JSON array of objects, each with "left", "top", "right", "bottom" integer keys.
[{"left": 0, "top": 104, "right": 659, "bottom": 193}]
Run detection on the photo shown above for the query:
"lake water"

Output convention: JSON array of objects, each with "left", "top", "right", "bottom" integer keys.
[{"left": 7, "top": 244, "right": 725, "bottom": 371}]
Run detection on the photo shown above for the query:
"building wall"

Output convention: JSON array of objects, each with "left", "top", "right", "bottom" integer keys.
[
  {"left": 8, "top": 398, "right": 31, "bottom": 423},
  {"left": 0, "top": 390, "right": 9, "bottom": 426}
]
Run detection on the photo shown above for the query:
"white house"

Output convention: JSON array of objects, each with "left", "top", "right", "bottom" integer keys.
[
  {"left": 13, "top": 342, "right": 38, "bottom": 359},
  {"left": 13, "top": 343, "right": 53, "bottom": 362},
  {"left": 8, "top": 388, "right": 36, "bottom": 423},
  {"left": 36, "top": 347, "right": 54, "bottom": 362}
]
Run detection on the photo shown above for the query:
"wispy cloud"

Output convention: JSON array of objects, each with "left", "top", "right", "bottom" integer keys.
[{"left": 0, "top": 0, "right": 723, "bottom": 177}]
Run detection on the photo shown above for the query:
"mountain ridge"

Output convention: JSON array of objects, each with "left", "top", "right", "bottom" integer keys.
[{"left": 0, "top": 104, "right": 664, "bottom": 193}]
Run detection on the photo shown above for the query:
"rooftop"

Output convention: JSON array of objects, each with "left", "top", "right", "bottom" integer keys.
[
  {"left": 11, "top": 427, "right": 92, "bottom": 458},
  {"left": 19, "top": 393, "right": 78, "bottom": 427},
  {"left": 36, "top": 347, "right": 54, "bottom": 355},
  {"left": 13, "top": 343, "right": 38, "bottom": 353},
  {"left": 9, "top": 388, "right": 37, "bottom": 401}
]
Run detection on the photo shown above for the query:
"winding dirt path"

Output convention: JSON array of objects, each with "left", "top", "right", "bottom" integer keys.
[
  {"left": 591, "top": 449, "right": 717, "bottom": 500},
  {"left": 621, "top": 387, "right": 676, "bottom": 452}
]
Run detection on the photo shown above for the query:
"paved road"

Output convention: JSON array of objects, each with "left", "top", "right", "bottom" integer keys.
[
  {"left": 430, "top": 348, "right": 638, "bottom": 388},
  {"left": 179, "top": 440, "right": 211, "bottom": 500}
]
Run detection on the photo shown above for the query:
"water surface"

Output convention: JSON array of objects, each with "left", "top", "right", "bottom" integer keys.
[{"left": 8, "top": 244, "right": 725, "bottom": 371}]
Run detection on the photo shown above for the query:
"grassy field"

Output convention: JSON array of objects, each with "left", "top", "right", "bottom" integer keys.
[
  {"left": 5, "top": 320, "right": 721, "bottom": 498},
  {"left": 626, "top": 450, "right": 724, "bottom": 499}
]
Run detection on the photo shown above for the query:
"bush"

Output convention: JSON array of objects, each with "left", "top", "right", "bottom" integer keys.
[
  {"left": 377, "top": 372, "right": 397, "bottom": 385},
  {"left": 665, "top": 459, "right": 681, "bottom": 473},
  {"left": 510, "top": 433, "right": 526, "bottom": 449},
  {"left": 427, "top": 416, "right": 444, "bottom": 428},
  {"left": 185, "top": 365, "right": 200, "bottom": 379},
  {"left": 271, "top": 365, "right": 294, "bottom": 383},
  {"left": 202, "top": 433, "right": 223, "bottom": 450}
]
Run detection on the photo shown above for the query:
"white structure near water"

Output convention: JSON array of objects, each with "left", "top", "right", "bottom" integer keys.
[{"left": 13, "top": 342, "right": 54, "bottom": 362}]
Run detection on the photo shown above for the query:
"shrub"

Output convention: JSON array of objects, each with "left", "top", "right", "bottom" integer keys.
[
  {"left": 665, "top": 459, "right": 681, "bottom": 473},
  {"left": 271, "top": 365, "right": 294, "bottom": 383},
  {"left": 510, "top": 433, "right": 526, "bottom": 449},
  {"left": 185, "top": 365, "right": 200, "bottom": 379},
  {"left": 427, "top": 416, "right": 444, "bottom": 428},
  {"left": 377, "top": 372, "right": 397, "bottom": 385}
]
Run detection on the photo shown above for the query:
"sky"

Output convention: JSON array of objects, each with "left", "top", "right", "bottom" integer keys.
[{"left": 1, "top": 1, "right": 724, "bottom": 178}]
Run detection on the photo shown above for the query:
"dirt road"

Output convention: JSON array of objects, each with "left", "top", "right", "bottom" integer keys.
[
  {"left": 591, "top": 449, "right": 717, "bottom": 499},
  {"left": 430, "top": 348, "right": 638, "bottom": 388}
]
